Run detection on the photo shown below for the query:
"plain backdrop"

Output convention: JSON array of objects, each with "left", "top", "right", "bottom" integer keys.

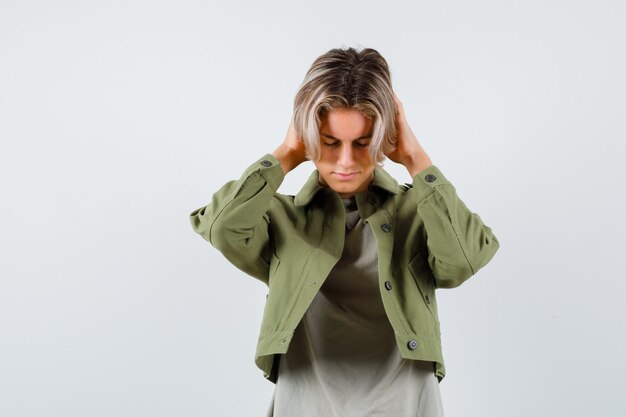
[{"left": 1, "top": 1, "right": 625, "bottom": 416}]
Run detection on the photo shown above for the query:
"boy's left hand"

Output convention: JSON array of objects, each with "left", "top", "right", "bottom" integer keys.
[{"left": 386, "top": 92, "right": 433, "bottom": 176}]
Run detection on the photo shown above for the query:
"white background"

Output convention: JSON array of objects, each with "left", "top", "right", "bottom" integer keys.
[{"left": 1, "top": 1, "right": 625, "bottom": 416}]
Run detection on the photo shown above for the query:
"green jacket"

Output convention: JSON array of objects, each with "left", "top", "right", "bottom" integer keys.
[{"left": 189, "top": 153, "right": 500, "bottom": 383}]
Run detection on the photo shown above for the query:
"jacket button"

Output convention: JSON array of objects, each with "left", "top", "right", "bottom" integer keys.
[
  {"left": 384, "top": 281, "right": 393, "bottom": 290},
  {"left": 425, "top": 295, "right": 430, "bottom": 304},
  {"left": 425, "top": 174, "right": 437, "bottom": 183},
  {"left": 367, "top": 194, "right": 378, "bottom": 204},
  {"left": 407, "top": 340, "right": 418, "bottom": 350},
  {"left": 261, "top": 160, "right": 272, "bottom": 167},
  {"left": 381, "top": 223, "right": 392, "bottom": 232}
]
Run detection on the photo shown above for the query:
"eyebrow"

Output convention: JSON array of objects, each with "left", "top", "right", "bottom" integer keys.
[{"left": 320, "top": 133, "right": 372, "bottom": 141}]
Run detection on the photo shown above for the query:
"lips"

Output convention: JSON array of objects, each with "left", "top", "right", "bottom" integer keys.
[{"left": 334, "top": 172, "right": 358, "bottom": 180}]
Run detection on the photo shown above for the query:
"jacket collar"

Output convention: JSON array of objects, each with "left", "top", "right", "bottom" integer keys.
[{"left": 294, "top": 166, "right": 399, "bottom": 207}]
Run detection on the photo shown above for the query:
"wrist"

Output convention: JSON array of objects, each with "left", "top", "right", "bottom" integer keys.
[
  {"left": 272, "top": 145, "right": 301, "bottom": 174},
  {"left": 404, "top": 151, "right": 433, "bottom": 177}
]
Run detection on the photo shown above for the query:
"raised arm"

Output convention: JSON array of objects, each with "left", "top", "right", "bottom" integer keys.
[
  {"left": 388, "top": 93, "right": 500, "bottom": 288},
  {"left": 189, "top": 117, "right": 308, "bottom": 284},
  {"left": 410, "top": 166, "right": 499, "bottom": 288}
]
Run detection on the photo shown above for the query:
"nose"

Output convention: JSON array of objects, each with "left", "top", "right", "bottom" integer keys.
[{"left": 338, "top": 143, "right": 356, "bottom": 168}]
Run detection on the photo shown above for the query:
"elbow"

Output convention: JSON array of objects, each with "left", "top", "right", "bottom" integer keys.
[
  {"left": 205, "top": 219, "right": 258, "bottom": 255},
  {"left": 432, "top": 261, "right": 474, "bottom": 289},
  {"left": 472, "top": 232, "right": 500, "bottom": 272},
  {"left": 434, "top": 234, "right": 500, "bottom": 289},
  {"left": 189, "top": 206, "right": 212, "bottom": 238},
  {"left": 189, "top": 204, "right": 228, "bottom": 247}
]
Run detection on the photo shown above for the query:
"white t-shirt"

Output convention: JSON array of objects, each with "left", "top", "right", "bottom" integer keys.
[{"left": 266, "top": 196, "right": 445, "bottom": 417}]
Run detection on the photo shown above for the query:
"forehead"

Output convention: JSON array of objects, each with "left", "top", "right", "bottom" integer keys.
[{"left": 320, "top": 108, "right": 373, "bottom": 140}]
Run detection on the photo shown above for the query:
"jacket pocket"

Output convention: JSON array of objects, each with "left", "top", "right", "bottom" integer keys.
[{"left": 408, "top": 253, "right": 440, "bottom": 325}]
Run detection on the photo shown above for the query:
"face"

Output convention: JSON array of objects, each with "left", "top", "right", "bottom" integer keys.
[{"left": 314, "top": 108, "right": 375, "bottom": 199}]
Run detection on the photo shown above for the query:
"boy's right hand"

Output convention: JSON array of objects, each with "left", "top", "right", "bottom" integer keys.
[{"left": 272, "top": 116, "right": 309, "bottom": 174}]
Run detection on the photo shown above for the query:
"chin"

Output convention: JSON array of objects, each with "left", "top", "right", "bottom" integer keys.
[
  {"left": 319, "top": 171, "right": 370, "bottom": 195},
  {"left": 329, "top": 183, "right": 358, "bottom": 194}
]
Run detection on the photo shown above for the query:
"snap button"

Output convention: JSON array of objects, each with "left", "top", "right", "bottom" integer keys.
[
  {"left": 425, "top": 174, "right": 437, "bottom": 183},
  {"left": 425, "top": 295, "right": 430, "bottom": 304},
  {"left": 381, "top": 223, "right": 392, "bottom": 232},
  {"left": 407, "top": 340, "right": 418, "bottom": 350},
  {"left": 260, "top": 160, "right": 272, "bottom": 167},
  {"left": 384, "top": 281, "right": 393, "bottom": 291}
]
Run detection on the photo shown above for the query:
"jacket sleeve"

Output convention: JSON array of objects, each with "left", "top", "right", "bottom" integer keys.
[
  {"left": 410, "top": 165, "right": 500, "bottom": 289},
  {"left": 189, "top": 153, "right": 285, "bottom": 284}
]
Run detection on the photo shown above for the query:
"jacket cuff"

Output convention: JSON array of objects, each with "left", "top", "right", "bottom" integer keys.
[
  {"left": 410, "top": 165, "right": 452, "bottom": 201},
  {"left": 236, "top": 153, "right": 285, "bottom": 195}
]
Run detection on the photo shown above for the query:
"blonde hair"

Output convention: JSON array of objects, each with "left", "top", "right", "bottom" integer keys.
[{"left": 293, "top": 47, "right": 397, "bottom": 166}]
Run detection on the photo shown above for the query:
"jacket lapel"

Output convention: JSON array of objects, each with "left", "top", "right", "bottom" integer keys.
[{"left": 294, "top": 170, "right": 326, "bottom": 207}]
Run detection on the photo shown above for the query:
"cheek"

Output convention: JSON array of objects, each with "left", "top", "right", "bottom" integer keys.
[
  {"left": 316, "top": 149, "right": 336, "bottom": 166},
  {"left": 318, "top": 146, "right": 333, "bottom": 159},
  {"left": 357, "top": 149, "right": 374, "bottom": 166}
]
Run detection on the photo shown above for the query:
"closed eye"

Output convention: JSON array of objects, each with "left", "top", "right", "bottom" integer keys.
[{"left": 322, "top": 141, "right": 369, "bottom": 148}]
